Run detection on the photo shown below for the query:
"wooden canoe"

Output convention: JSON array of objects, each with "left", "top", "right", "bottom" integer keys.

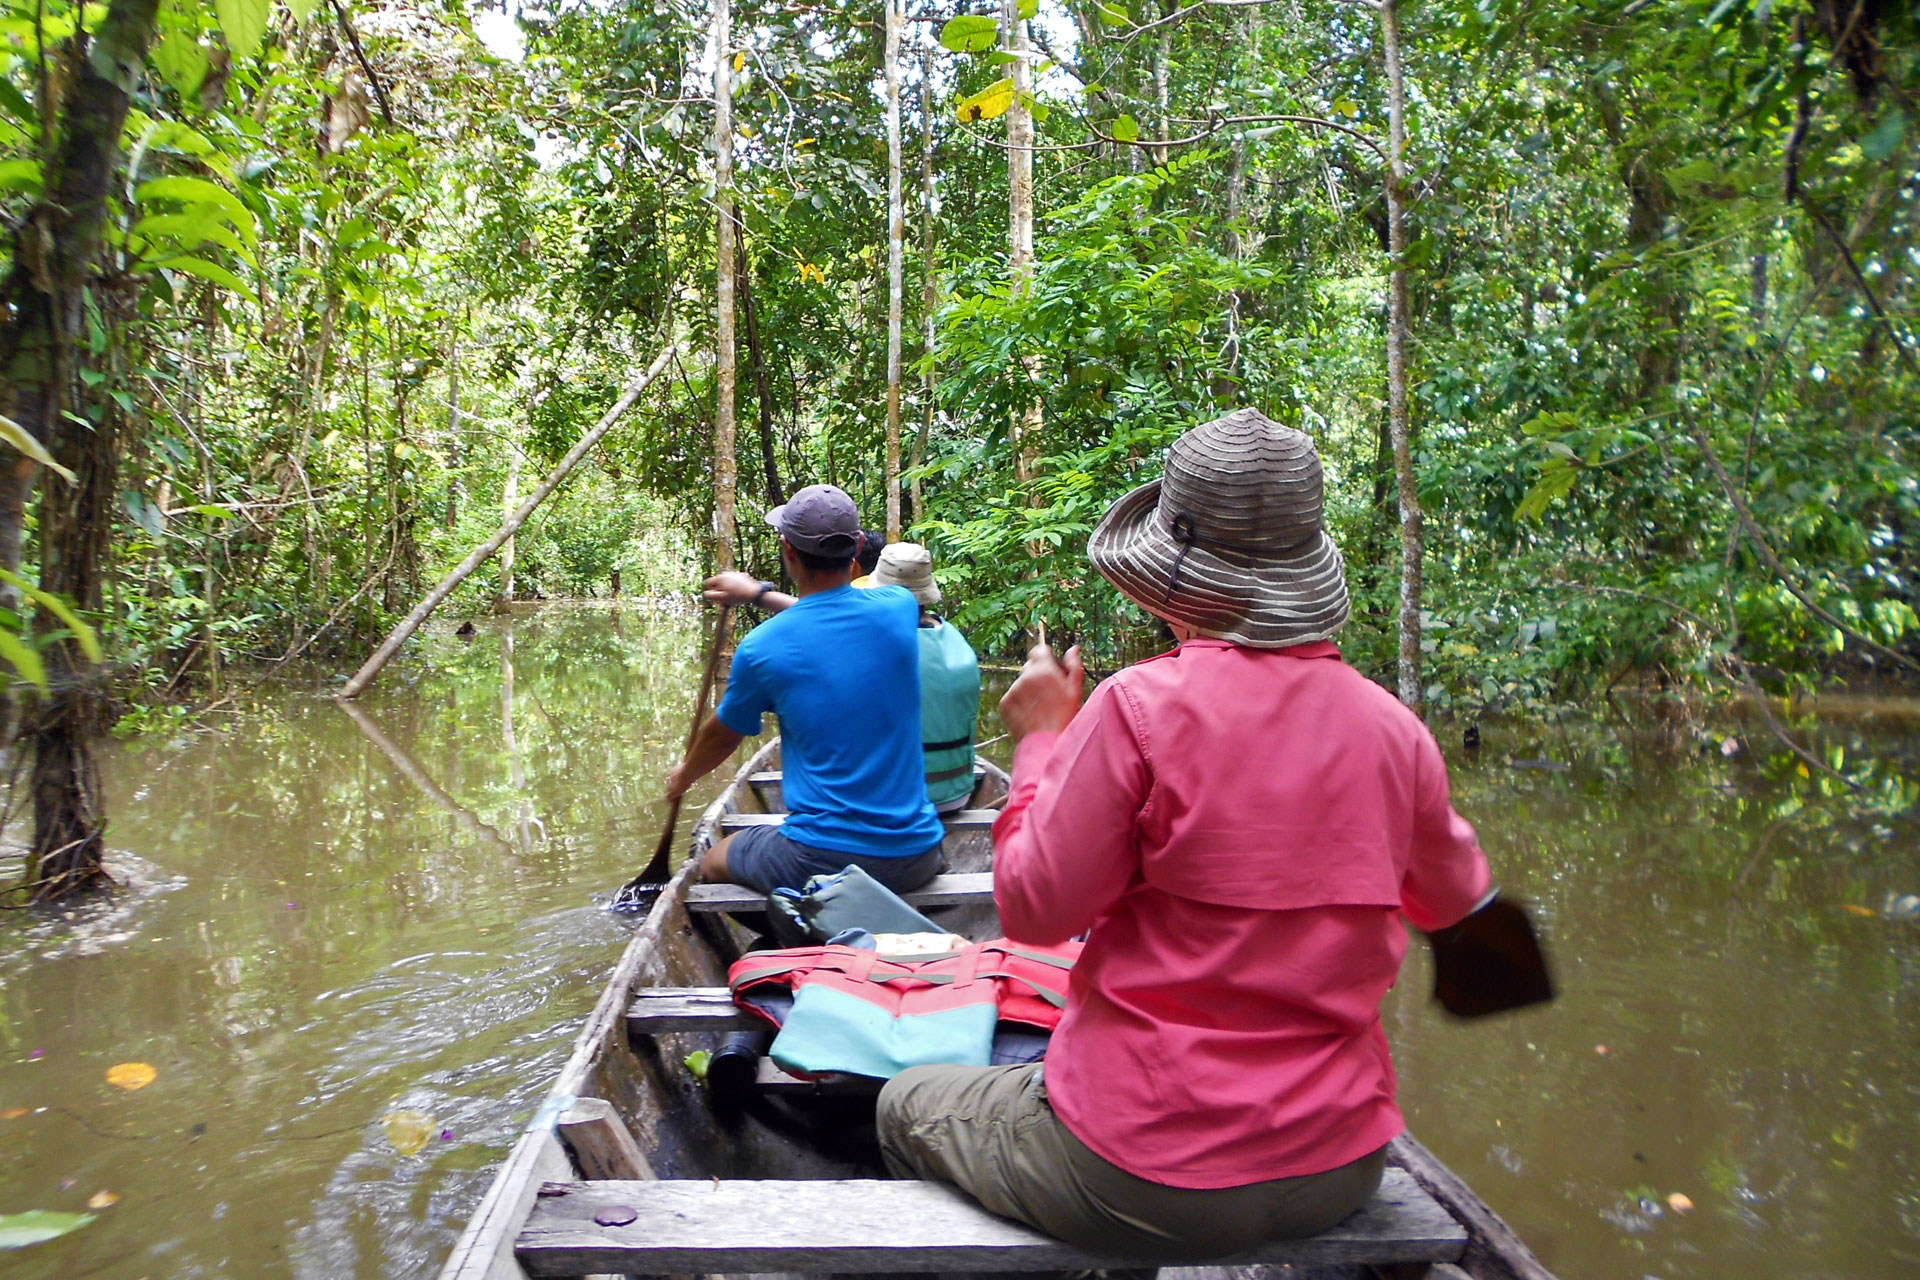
[{"left": 436, "top": 740, "right": 1559, "bottom": 1280}]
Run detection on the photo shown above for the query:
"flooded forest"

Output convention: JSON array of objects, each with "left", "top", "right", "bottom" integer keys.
[{"left": 0, "top": 0, "right": 1916, "bottom": 1276}]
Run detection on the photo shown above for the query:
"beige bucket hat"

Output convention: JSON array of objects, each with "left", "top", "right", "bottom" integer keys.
[
  {"left": 868, "top": 541, "right": 942, "bottom": 606},
  {"left": 1087, "top": 407, "right": 1349, "bottom": 648}
]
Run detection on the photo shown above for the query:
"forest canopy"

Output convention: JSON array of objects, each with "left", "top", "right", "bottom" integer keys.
[{"left": 0, "top": 0, "right": 1914, "bottom": 734}]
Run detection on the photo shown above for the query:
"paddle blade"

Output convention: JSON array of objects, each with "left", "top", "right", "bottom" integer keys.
[{"left": 1425, "top": 895, "right": 1555, "bottom": 1019}]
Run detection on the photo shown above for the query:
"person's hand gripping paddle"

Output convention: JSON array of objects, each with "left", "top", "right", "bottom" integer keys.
[{"left": 611, "top": 604, "right": 732, "bottom": 913}]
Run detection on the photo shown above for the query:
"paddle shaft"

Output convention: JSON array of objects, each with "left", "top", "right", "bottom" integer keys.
[{"left": 630, "top": 604, "right": 732, "bottom": 888}]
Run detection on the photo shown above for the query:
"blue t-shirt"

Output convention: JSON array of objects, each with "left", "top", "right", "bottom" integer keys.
[{"left": 715, "top": 584, "right": 945, "bottom": 856}]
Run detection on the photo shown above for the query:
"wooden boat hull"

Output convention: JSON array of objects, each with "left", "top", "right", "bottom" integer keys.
[{"left": 437, "top": 740, "right": 1557, "bottom": 1280}]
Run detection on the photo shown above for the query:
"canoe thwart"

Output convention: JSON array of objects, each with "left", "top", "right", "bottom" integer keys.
[
  {"left": 624, "top": 987, "right": 759, "bottom": 1035},
  {"left": 684, "top": 870, "right": 995, "bottom": 914},
  {"left": 514, "top": 1170, "right": 1467, "bottom": 1275},
  {"left": 720, "top": 809, "right": 1001, "bottom": 833}
]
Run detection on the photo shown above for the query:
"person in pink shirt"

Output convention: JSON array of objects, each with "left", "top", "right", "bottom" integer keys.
[{"left": 875, "top": 408, "right": 1495, "bottom": 1260}]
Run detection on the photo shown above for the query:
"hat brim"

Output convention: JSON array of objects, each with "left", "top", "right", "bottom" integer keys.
[
  {"left": 1088, "top": 478, "right": 1350, "bottom": 648},
  {"left": 862, "top": 572, "right": 940, "bottom": 606}
]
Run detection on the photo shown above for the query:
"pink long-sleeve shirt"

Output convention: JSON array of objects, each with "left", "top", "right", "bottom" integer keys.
[{"left": 993, "top": 639, "right": 1491, "bottom": 1188}]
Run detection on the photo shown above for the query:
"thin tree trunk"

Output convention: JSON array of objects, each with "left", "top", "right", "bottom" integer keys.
[
  {"left": 500, "top": 433, "right": 520, "bottom": 604},
  {"left": 1381, "top": 0, "right": 1423, "bottom": 710},
  {"left": 736, "top": 225, "right": 784, "bottom": 507},
  {"left": 339, "top": 346, "right": 675, "bottom": 699},
  {"left": 712, "top": 0, "right": 738, "bottom": 571},
  {"left": 1152, "top": 14, "right": 1172, "bottom": 167},
  {"left": 446, "top": 326, "right": 461, "bottom": 529},
  {"left": 0, "top": 0, "right": 164, "bottom": 898},
  {"left": 1002, "top": 0, "right": 1041, "bottom": 489},
  {"left": 884, "top": 0, "right": 905, "bottom": 540},
  {"left": 911, "top": 43, "right": 938, "bottom": 524}
]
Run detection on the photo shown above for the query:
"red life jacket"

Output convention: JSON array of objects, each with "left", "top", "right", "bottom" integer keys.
[{"left": 728, "top": 938, "right": 1081, "bottom": 1032}]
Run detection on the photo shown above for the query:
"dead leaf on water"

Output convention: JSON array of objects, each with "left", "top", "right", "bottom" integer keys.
[
  {"left": 86, "top": 1191, "right": 119, "bottom": 1210},
  {"left": 1841, "top": 903, "right": 1877, "bottom": 917},
  {"left": 1666, "top": 1191, "right": 1694, "bottom": 1214},
  {"left": 0, "top": 1108, "right": 26, "bottom": 1120},
  {"left": 381, "top": 1110, "right": 434, "bottom": 1156},
  {"left": 105, "top": 1062, "right": 156, "bottom": 1091}
]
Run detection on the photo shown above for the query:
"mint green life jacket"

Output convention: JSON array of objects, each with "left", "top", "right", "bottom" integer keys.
[{"left": 917, "top": 618, "right": 981, "bottom": 808}]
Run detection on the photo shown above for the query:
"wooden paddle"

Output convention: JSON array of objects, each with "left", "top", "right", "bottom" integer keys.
[{"left": 611, "top": 603, "right": 732, "bottom": 912}]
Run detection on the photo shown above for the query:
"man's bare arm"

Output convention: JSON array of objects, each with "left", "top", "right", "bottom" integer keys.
[
  {"left": 705, "top": 570, "right": 794, "bottom": 613},
  {"left": 665, "top": 714, "right": 746, "bottom": 801}
]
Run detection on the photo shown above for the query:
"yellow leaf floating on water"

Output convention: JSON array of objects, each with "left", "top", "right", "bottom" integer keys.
[
  {"left": 105, "top": 1062, "right": 156, "bottom": 1091},
  {"left": 87, "top": 1190, "right": 119, "bottom": 1209},
  {"left": 1666, "top": 1191, "right": 1694, "bottom": 1214},
  {"left": 0, "top": 1107, "right": 26, "bottom": 1120},
  {"left": 382, "top": 1110, "right": 434, "bottom": 1156},
  {"left": 1841, "top": 903, "right": 1877, "bottom": 918}
]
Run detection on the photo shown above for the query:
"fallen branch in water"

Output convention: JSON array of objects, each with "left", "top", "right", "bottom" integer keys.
[{"left": 338, "top": 345, "right": 676, "bottom": 699}]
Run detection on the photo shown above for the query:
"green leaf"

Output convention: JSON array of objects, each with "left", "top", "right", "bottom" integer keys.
[
  {"left": 1017, "top": 0, "right": 1037, "bottom": 19},
  {"left": 286, "top": 0, "right": 317, "bottom": 22},
  {"left": 0, "top": 1211, "right": 92, "bottom": 1250},
  {"left": 0, "top": 571, "right": 104, "bottom": 664},
  {"left": 132, "top": 213, "right": 257, "bottom": 266},
  {"left": 214, "top": 0, "right": 268, "bottom": 60},
  {"left": 151, "top": 29, "right": 208, "bottom": 96},
  {"left": 1860, "top": 109, "right": 1906, "bottom": 163},
  {"left": 0, "top": 157, "right": 42, "bottom": 195},
  {"left": 154, "top": 255, "right": 252, "bottom": 293},
  {"left": 0, "top": 413, "right": 76, "bottom": 483},
  {"left": 0, "top": 628, "right": 47, "bottom": 693},
  {"left": 955, "top": 78, "right": 1014, "bottom": 124},
  {"left": 0, "top": 79, "right": 38, "bottom": 128},
  {"left": 1110, "top": 112, "right": 1139, "bottom": 143},
  {"left": 938, "top": 14, "right": 999, "bottom": 53},
  {"left": 134, "top": 176, "right": 257, "bottom": 248},
  {"left": 1092, "top": 0, "right": 1129, "bottom": 25}
]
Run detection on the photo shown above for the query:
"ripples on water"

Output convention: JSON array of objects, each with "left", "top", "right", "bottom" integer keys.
[{"left": 0, "top": 609, "right": 1915, "bottom": 1279}]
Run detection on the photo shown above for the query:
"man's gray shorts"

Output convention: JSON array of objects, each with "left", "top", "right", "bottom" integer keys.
[{"left": 725, "top": 822, "right": 942, "bottom": 894}]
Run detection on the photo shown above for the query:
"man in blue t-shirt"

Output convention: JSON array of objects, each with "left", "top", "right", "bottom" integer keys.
[{"left": 664, "top": 484, "right": 947, "bottom": 893}]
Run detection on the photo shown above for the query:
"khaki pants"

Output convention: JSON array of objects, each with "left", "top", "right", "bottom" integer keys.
[{"left": 876, "top": 1062, "right": 1388, "bottom": 1262}]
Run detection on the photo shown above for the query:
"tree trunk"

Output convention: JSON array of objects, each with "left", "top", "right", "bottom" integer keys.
[
  {"left": 712, "top": 0, "right": 738, "bottom": 572},
  {"left": 1002, "top": 0, "right": 1041, "bottom": 489},
  {"left": 446, "top": 328, "right": 461, "bottom": 529},
  {"left": 0, "top": 0, "right": 164, "bottom": 898},
  {"left": 500, "top": 436, "right": 519, "bottom": 604},
  {"left": 736, "top": 226, "right": 784, "bottom": 508},
  {"left": 911, "top": 43, "right": 938, "bottom": 525},
  {"left": 339, "top": 346, "right": 675, "bottom": 699},
  {"left": 1152, "top": 16, "right": 1172, "bottom": 167},
  {"left": 1381, "top": 0, "right": 1424, "bottom": 711},
  {"left": 884, "top": 0, "right": 905, "bottom": 540}
]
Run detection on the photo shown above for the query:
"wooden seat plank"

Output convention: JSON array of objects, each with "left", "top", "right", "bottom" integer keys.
[
  {"left": 515, "top": 1171, "right": 1466, "bottom": 1275},
  {"left": 721, "top": 809, "right": 1000, "bottom": 832},
  {"left": 685, "top": 870, "right": 995, "bottom": 914},
  {"left": 624, "top": 988, "right": 758, "bottom": 1035}
]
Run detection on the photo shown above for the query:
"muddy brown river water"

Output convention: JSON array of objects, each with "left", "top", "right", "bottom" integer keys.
[{"left": 1, "top": 607, "right": 1916, "bottom": 1279}]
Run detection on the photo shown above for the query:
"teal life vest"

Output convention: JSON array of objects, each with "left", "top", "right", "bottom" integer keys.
[{"left": 917, "top": 618, "right": 980, "bottom": 808}]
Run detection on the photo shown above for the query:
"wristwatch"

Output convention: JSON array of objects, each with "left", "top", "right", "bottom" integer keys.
[{"left": 753, "top": 580, "right": 776, "bottom": 607}]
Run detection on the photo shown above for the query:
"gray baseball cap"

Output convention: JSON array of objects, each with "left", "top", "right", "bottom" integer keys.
[{"left": 765, "top": 484, "right": 861, "bottom": 557}]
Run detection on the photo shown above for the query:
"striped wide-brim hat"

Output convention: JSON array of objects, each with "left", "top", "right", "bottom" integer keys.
[{"left": 1087, "top": 407, "right": 1349, "bottom": 648}]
